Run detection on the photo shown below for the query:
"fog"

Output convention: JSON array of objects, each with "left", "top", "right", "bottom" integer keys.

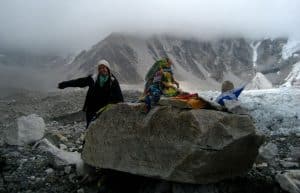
[
  {"left": 0, "top": 0, "right": 299, "bottom": 54},
  {"left": 0, "top": 62, "right": 66, "bottom": 97},
  {"left": 0, "top": 0, "right": 299, "bottom": 93}
]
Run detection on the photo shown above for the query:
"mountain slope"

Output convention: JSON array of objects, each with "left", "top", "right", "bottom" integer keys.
[
  {"left": 281, "top": 61, "right": 300, "bottom": 87},
  {"left": 68, "top": 33, "right": 300, "bottom": 90},
  {"left": 247, "top": 72, "right": 273, "bottom": 90}
]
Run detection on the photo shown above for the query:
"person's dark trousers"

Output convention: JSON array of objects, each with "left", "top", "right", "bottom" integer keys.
[
  {"left": 144, "top": 95, "right": 152, "bottom": 113},
  {"left": 86, "top": 111, "right": 96, "bottom": 129}
]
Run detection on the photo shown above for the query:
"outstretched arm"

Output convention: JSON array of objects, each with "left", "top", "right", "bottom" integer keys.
[
  {"left": 58, "top": 76, "right": 93, "bottom": 89},
  {"left": 233, "top": 85, "right": 245, "bottom": 98}
]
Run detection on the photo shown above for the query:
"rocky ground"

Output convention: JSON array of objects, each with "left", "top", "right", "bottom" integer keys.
[{"left": 0, "top": 89, "right": 298, "bottom": 193}]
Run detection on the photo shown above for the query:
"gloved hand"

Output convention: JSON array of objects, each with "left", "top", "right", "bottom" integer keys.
[{"left": 58, "top": 82, "right": 67, "bottom": 89}]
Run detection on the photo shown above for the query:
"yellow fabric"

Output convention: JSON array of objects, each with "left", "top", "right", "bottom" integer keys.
[
  {"left": 177, "top": 98, "right": 209, "bottom": 109},
  {"left": 163, "top": 71, "right": 172, "bottom": 81},
  {"left": 172, "top": 94, "right": 210, "bottom": 109},
  {"left": 163, "top": 87, "right": 178, "bottom": 97},
  {"left": 97, "top": 104, "right": 114, "bottom": 114},
  {"left": 162, "top": 71, "right": 178, "bottom": 97}
]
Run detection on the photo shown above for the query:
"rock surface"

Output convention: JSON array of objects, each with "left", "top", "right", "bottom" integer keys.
[
  {"left": 276, "top": 170, "right": 300, "bottom": 193},
  {"left": 1, "top": 89, "right": 298, "bottom": 193},
  {"left": 5, "top": 114, "right": 46, "bottom": 145},
  {"left": 82, "top": 102, "right": 264, "bottom": 184},
  {"left": 35, "top": 139, "right": 84, "bottom": 174}
]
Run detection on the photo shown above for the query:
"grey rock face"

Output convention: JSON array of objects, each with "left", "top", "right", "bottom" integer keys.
[
  {"left": 256, "top": 38, "right": 290, "bottom": 85},
  {"left": 68, "top": 33, "right": 299, "bottom": 88},
  {"left": 69, "top": 34, "right": 255, "bottom": 85},
  {"left": 71, "top": 33, "right": 142, "bottom": 84},
  {"left": 82, "top": 103, "right": 264, "bottom": 184},
  {"left": 256, "top": 38, "right": 287, "bottom": 68}
]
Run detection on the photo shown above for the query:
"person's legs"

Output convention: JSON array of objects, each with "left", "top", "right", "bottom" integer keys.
[
  {"left": 86, "top": 111, "right": 96, "bottom": 129},
  {"left": 144, "top": 95, "right": 152, "bottom": 113}
]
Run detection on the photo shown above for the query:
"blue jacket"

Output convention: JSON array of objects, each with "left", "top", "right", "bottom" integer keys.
[{"left": 216, "top": 86, "right": 245, "bottom": 106}]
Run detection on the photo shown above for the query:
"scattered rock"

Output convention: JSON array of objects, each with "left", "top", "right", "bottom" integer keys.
[
  {"left": 280, "top": 160, "right": 299, "bottom": 168},
  {"left": 35, "top": 139, "right": 84, "bottom": 174},
  {"left": 64, "top": 166, "right": 72, "bottom": 174},
  {"left": 45, "top": 168, "right": 54, "bottom": 175},
  {"left": 29, "top": 176, "right": 35, "bottom": 181},
  {"left": 254, "top": 162, "right": 268, "bottom": 168},
  {"left": 259, "top": 142, "right": 278, "bottom": 162},
  {"left": 277, "top": 137, "right": 286, "bottom": 142},
  {"left": 59, "top": 144, "right": 68, "bottom": 150},
  {"left": 276, "top": 170, "right": 300, "bottom": 193},
  {"left": 5, "top": 114, "right": 46, "bottom": 146},
  {"left": 289, "top": 146, "right": 300, "bottom": 161},
  {"left": 77, "top": 188, "right": 84, "bottom": 193},
  {"left": 44, "top": 132, "right": 68, "bottom": 147}
]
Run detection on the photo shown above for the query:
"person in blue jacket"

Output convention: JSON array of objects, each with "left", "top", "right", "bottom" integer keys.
[{"left": 216, "top": 81, "right": 245, "bottom": 106}]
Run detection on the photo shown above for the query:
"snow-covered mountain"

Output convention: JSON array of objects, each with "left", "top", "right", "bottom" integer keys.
[
  {"left": 66, "top": 33, "right": 300, "bottom": 90},
  {"left": 247, "top": 72, "right": 273, "bottom": 90},
  {"left": 281, "top": 61, "right": 300, "bottom": 87}
]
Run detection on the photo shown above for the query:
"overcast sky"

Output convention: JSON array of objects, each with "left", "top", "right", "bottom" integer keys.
[{"left": 0, "top": 0, "right": 299, "bottom": 54}]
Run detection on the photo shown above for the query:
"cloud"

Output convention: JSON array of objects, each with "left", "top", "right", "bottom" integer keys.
[{"left": 0, "top": 0, "right": 299, "bottom": 54}]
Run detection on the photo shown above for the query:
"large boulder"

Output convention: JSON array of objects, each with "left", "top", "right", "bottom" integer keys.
[{"left": 82, "top": 103, "right": 264, "bottom": 184}]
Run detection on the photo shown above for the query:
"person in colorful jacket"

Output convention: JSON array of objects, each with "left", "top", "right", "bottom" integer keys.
[
  {"left": 144, "top": 58, "right": 179, "bottom": 96},
  {"left": 142, "top": 58, "right": 181, "bottom": 113}
]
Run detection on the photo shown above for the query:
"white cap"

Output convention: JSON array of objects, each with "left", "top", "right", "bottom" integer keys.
[{"left": 96, "top": 59, "right": 110, "bottom": 69}]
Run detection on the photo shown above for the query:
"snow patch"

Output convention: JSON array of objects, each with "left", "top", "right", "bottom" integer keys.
[
  {"left": 250, "top": 41, "right": 262, "bottom": 68},
  {"left": 241, "top": 88, "right": 300, "bottom": 135},
  {"left": 281, "top": 62, "right": 300, "bottom": 87},
  {"left": 199, "top": 87, "right": 300, "bottom": 135},
  {"left": 282, "top": 39, "right": 300, "bottom": 60},
  {"left": 36, "top": 138, "right": 84, "bottom": 175},
  {"left": 247, "top": 72, "right": 273, "bottom": 90}
]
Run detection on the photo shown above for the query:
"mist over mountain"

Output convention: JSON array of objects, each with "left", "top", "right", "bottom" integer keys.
[
  {"left": 1, "top": 0, "right": 300, "bottom": 55},
  {"left": 1, "top": 0, "right": 300, "bottom": 92}
]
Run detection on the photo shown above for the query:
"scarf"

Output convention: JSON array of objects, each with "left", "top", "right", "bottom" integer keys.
[{"left": 98, "top": 75, "right": 109, "bottom": 87}]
